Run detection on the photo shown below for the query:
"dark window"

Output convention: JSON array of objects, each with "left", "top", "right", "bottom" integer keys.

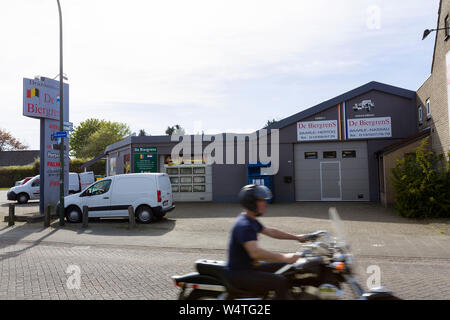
[
  {"left": 180, "top": 185, "right": 192, "bottom": 192},
  {"left": 446, "top": 15, "right": 450, "bottom": 38},
  {"left": 418, "top": 105, "right": 423, "bottom": 125},
  {"left": 323, "top": 151, "right": 337, "bottom": 159},
  {"left": 193, "top": 185, "right": 206, "bottom": 192},
  {"left": 342, "top": 150, "right": 356, "bottom": 158},
  {"left": 180, "top": 168, "right": 193, "bottom": 175},
  {"left": 193, "top": 167, "right": 205, "bottom": 174},
  {"left": 304, "top": 152, "right": 318, "bottom": 159},
  {"left": 166, "top": 168, "right": 178, "bottom": 175},
  {"left": 32, "top": 179, "right": 40, "bottom": 187}
]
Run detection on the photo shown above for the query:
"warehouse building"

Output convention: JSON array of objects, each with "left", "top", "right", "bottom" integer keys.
[{"left": 103, "top": 81, "right": 418, "bottom": 203}]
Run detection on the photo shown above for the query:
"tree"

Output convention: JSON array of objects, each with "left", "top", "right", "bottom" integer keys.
[
  {"left": 70, "top": 119, "right": 102, "bottom": 157},
  {"left": 138, "top": 129, "right": 147, "bottom": 136},
  {"left": 264, "top": 119, "right": 278, "bottom": 128},
  {"left": 70, "top": 119, "right": 131, "bottom": 158},
  {"left": 391, "top": 137, "right": 450, "bottom": 218},
  {"left": 0, "top": 128, "right": 28, "bottom": 151},
  {"left": 165, "top": 124, "right": 185, "bottom": 135}
]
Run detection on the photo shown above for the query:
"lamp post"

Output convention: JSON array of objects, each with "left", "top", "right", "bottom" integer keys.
[
  {"left": 57, "top": 0, "right": 65, "bottom": 226},
  {"left": 422, "top": 27, "right": 448, "bottom": 40}
]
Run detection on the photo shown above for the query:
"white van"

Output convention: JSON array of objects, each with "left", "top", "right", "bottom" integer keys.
[
  {"left": 7, "top": 175, "right": 41, "bottom": 204},
  {"left": 62, "top": 173, "right": 175, "bottom": 223},
  {"left": 68, "top": 172, "right": 95, "bottom": 194},
  {"left": 7, "top": 172, "right": 95, "bottom": 204}
]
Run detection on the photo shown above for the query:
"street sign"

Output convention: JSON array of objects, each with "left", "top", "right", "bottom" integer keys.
[
  {"left": 63, "top": 121, "right": 73, "bottom": 131},
  {"left": 53, "top": 131, "right": 67, "bottom": 138}
]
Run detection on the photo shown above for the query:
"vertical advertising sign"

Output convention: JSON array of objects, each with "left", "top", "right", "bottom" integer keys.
[
  {"left": 23, "top": 77, "right": 69, "bottom": 213},
  {"left": 446, "top": 51, "right": 450, "bottom": 145},
  {"left": 134, "top": 147, "right": 158, "bottom": 173}
]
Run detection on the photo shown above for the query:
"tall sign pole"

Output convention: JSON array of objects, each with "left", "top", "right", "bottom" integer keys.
[{"left": 57, "top": 0, "right": 65, "bottom": 226}]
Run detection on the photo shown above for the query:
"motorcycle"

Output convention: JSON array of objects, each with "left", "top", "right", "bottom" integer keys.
[{"left": 172, "top": 208, "right": 400, "bottom": 300}]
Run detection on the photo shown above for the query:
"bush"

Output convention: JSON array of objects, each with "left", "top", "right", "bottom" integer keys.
[
  {"left": 391, "top": 137, "right": 450, "bottom": 218},
  {"left": 0, "top": 158, "right": 106, "bottom": 188}
]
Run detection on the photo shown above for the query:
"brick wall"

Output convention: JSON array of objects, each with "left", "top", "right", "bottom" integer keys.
[{"left": 416, "top": 0, "right": 450, "bottom": 156}]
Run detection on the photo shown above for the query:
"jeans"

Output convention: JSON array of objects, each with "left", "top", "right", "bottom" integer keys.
[{"left": 227, "top": 262, "right": 290, "bottom": 300}]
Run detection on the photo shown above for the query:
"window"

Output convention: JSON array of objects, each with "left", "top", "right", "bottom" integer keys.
[
  {"left": 83, "top": 180, "right": 112, "bottom": 196},
  {"left": 180, "top": 168, "right": 193, "bottom": 175},
  {"left": 323, "top": 151, "right": 337, "bottom": 159},
  {"left": 180, "top": 185, "right": 192, "bottom": 192},
  {"left": 418, "top": 105, "right": 423, "bottom": 125},
  {"left": 167, "top": 165, "right": 207, "bottom": 193},
  {"left": 304, "top": 152, "right": 318, "bottom": 159},
  {"left": 342, "top": 150, "right": 356, "bottom": 158},
  {"left": 166, "top": 168, "right": 179, "bottom": 175},
  {"left": 180, "top": 176, "right": 192, "bottom": 184},
  {"left": 193, "top": 176, "right": 205, "bottom": 183},
  {"left": 193, "top": 167, "right": 205, "bottom": 174},
  {"left": 446, "top": 15, "right": 450, "bottom": 38},
  {"left": 426, "top": 99, "right": 431, "bottom": 120},
  {"left": 193, "top": 185, "right": 206, "bottom": 192},
  {"left": 31, "top": 179, "right": 40, "bottom": 187}
]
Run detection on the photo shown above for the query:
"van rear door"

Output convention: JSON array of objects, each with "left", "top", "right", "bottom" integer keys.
[
  {"left": 79, "top": 172, "right": 95, "bottom": 191},
  {"left": 157, "top": 174, "right": 172, "bottom": 209}
]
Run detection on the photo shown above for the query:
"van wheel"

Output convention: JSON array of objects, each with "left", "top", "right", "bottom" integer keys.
[
  {"left": 136, "top": 206, "right": 154, "bottom": 224},
  {"left": 17, "top": 193, "right": 29, "bottom": 204},
  {"left": 66, "top": 206, "right": 82, "bottom": 223}
]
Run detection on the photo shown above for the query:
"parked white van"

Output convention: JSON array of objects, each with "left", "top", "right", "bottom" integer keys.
[
  {"left": 62, "top": 173, "right": 174, "bottom": 223},
  {"left": 7, "top": 172, "right": 95, "bottom": 204}
]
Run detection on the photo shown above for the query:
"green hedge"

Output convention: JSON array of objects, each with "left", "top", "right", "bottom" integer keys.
[
  {"left": 391, "top": 137, "right": 450, "bottom": 219},
  {"left": 0, "top": 158, "right": 106, "bottom": 188}
]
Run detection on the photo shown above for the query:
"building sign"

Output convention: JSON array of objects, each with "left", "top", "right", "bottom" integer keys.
[
  {"left": 347, "top": 117, "right": 391, "bottom": 139},
  {"left": 297, "top": 120, "right": 338, "bottom": 141},
  {"left": 446, "top": 51, "right": 450, "bottom": 143},
  {"left": 134, "top": 147, "right": 158, "bottom": 173},
  {"left": 23, "top": 77, "right": 69, "bottom": 213},
  {"left": 23, "top": 78, "right": 62, "bottom": 120}
]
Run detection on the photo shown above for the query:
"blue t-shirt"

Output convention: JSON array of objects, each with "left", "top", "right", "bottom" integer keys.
[{"left": 227, "top": 213, "right": 264, "bottom": 270}]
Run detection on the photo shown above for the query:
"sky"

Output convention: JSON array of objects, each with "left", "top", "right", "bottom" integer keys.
[{"left": 0, "top": 0, "right": 441, "bottom": 150}]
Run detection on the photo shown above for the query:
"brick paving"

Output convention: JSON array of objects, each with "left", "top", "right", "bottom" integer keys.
[
  {"left": 1, "top": 193, "right": 449, "bottom": 300},
  {"left": 0, "top": 241, "right": 449, "bottom": 300}
]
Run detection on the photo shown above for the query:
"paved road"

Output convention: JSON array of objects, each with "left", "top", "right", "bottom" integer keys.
[
  {"left": 1, "top": 241, "right": 449, "bottom": 300},
  {"left": 1, "top": 192, "right": 449, "bottom": 300}
]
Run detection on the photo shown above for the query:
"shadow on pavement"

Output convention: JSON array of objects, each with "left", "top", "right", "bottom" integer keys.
[{"left": 169, "top": 202, "right": 449, "bottom": 226}]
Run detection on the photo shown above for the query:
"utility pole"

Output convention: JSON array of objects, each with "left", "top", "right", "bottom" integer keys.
[{"left": 57, "top": 0, "right": 65, "bottom": 226}]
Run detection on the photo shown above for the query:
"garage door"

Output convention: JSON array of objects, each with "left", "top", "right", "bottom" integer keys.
[{"left": 294, "top": 141, "right": 369, "bottom": 201}]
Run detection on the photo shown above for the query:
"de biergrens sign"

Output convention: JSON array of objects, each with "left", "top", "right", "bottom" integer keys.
[
  {"left": 347, "top": 117, "right": 392, "bottom": 139},
  {"left": 297, "top": 120, "right": 338, "bottom": 141},
  {"left": 23, "top": 77, "right": 69, "bottom": 213}
]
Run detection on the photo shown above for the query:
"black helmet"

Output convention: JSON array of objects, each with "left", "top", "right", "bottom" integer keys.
[{"left": 238, "top": 184, "right": 272, "bottom": 212}]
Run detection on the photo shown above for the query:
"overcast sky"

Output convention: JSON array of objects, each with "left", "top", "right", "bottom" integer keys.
[{"left": 0, "top": 0, "right": 440, "bottom": 150}]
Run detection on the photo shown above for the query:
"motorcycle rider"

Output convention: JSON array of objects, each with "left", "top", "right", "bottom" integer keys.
[{"left": 227, "top": 184, "right": 307, "bottom": 300}]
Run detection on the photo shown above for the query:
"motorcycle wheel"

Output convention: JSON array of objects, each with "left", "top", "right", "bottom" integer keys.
[{"left": 184, "top": 289, "right": 221, "bottom": 300}]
